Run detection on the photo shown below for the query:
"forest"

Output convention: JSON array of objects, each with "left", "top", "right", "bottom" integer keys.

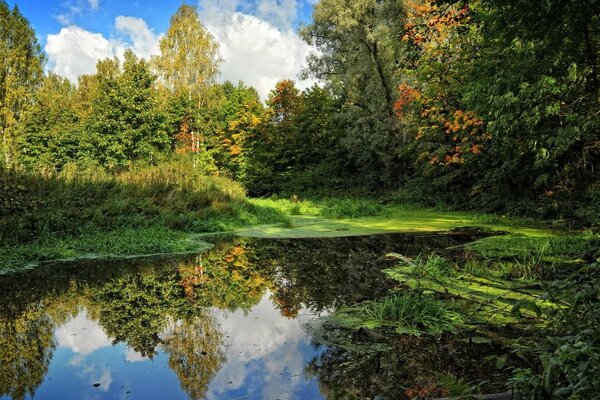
[{"left": 0, "top": 0, "right": 599, "bottom": 399}]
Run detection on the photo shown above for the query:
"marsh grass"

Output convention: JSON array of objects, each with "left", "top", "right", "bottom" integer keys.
[
  {"left": 334, "top": 294, "right": 464, "bottom": 336},
  {"left": 318, "top": 198, "right": 387, "bottom": 219}
]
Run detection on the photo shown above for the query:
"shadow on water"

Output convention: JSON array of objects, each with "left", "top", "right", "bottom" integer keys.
[{"left": 0, "top": 230, "right": 517, "bottom": 400}]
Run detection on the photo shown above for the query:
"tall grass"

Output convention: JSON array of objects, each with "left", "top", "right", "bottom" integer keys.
[
  {"left": 1, "top": 161, "right": 292, "bottom": 243},
  {"left": 318, "top": 198, "right": 387, "bottom": 219},
  {"left": 335, "top": 294, "right": 464, "bottom": 336},
  {"left": 0, "top": 161, "right": 292, "bottom": 270}
]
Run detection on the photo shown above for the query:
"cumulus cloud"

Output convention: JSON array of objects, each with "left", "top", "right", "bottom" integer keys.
[
  {"left": 115, "top": 16, "right": 161, "bottom": 59},
  {"left": 200, "top": 1, "right": 316, "bottom": 100},
  {"left": 55, "top": 308, "right": 113, "bottom": 355},
  {"left": 255, "top": 0, "right": 299, "bottom": 31},
  {"left": 45, "top": 17, "right": 161, "bottom": 82},
  {"left": 206, "top": 294, "right": 317, "bottom": 399},
  {"left": 45, "top": 26, "right": 124, "bottom": 81}
]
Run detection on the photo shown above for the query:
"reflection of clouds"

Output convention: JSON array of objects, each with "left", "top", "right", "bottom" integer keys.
[
  {"left": 55, "top": 308, "right": 112, "bottom": 355},
  {"left": 96, "top": 369, "right": 112, "bottom": 392},
  {"left": 206, "top": 293, "right": 318, "bottom": 400},
  {"left": 124, "top": 347, "right": 149, "bottom": 363}
]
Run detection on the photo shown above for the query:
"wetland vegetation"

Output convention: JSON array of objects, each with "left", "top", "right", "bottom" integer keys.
[{"left": 1, "top": 0, "right": 599, "bottom": 399}]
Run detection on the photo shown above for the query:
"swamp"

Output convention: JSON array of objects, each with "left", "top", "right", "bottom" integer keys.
[{"left": 1, "top": 0, "right": 599, "bottom": 399}]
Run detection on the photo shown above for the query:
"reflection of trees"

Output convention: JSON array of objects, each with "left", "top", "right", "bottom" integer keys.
[
  {"left": 91, "top": 270, "right": 186, "bottom": 357},
  {"left": 0, "top": 310, "right": 55, "bottom": 400},
  {"left": 162, "top": 315, "right": 225, "bottom": 400},
  {"left": 0, "top": 238, "right": 271, "bottom": 398},
  {"left": 251, "top": 236, "right": 401, "bottom": 317},
  {"left": 306, "top": 333, "right": 515, "bottom": 399},
  {"left": 179, "top": 241, "right": 269, "bottom": 311},
  {"left": 89, "top": 240, "right": 267, "bottom": 357}
]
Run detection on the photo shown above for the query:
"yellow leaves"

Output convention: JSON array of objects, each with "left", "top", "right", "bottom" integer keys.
[{"left": 250, "top": 115, "right": 261, "bottom": 127}]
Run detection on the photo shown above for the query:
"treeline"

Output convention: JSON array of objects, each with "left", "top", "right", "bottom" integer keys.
[
  {"left": 299, "top": 0, "right": 600, "bottom": 223},
  {"left": 1, "top": 1, "right": 599, "bottom": 224}
]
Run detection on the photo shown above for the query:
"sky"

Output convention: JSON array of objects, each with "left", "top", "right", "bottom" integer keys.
[{"left": 7, "top": 0, "right": 317, "bottom": 99}]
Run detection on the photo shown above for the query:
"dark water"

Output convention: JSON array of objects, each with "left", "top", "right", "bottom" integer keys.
[{"left": 0, "top": 232, "right": 511, "bottom": 400}]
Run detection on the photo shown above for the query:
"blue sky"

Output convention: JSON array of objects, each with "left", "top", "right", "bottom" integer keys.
[{"left": 7, "top": 0, "right": 317, "bottom": 99}]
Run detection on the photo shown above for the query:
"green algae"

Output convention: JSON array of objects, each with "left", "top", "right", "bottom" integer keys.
[{"left": 235, "top": 207, "right": 553, "bottom": 240}]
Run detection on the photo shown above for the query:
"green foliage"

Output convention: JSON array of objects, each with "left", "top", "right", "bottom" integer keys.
[
  {"left": 0, "top": 1, "right": 45, "bottom": 166},
  {"left": 509, "top": 268, "right": 600, "bottom": 398},
  {"left": 318, "top": 198, "right": 387, "bottom": 219},
  {"left": 81, "top": 51, "right": 170, "bottom": 168},
  {"left": 332, "top": 294, "right": 463, "bottom": 336},
  {"left": 152, "top": 3, "right": 220, "bottom": 103},
  {"left": 0, "top": 161, "right": 293, "bottom": 270},
  {"left": 17, "top": 74, "right": 80, "bottom": 169}
]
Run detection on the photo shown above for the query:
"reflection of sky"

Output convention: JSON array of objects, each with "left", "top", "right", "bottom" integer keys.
[
  {"left": 207, "top": 294, "right": 324, "bottom": 400},
  {"left": 2, "top": 296, "right": 325, "bottom": 400}
]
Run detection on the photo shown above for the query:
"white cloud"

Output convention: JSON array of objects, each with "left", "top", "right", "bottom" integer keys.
[
  {"left": 45, "top": 17, "right": 161, "bottom": 82},
  {"left": 55, "top": 308, "right": 113, "bottom": 355},
  {"left": 206, "top": 293, "right": 318, "bottom": 399},
  {"left": 124, "top": 347, "right": 149, "bottom": 363},
  {"left": 88, "top": 0, "right": 100, "bottom": 11},
  {"left": 200, "top": 3, "right": 316, "bottom": 100},
  {"left": 115, "top": 16, "right": 161, "bottom": 59},
  {"left": 255, "top": 0, "right": 299, "bottom": 31},
  {"left": 45, "top": 26, "right": 125, "bottom": 82},
  {"left": 55, "top": 0, "right": 101, "bottom": 25},
  {"left": 46, "top": 2, "right": 316, "bottom": 100}
]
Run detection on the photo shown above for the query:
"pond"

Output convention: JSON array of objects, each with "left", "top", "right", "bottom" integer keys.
[{"left": 0, "top": 231, "right": 515, "bottom": 400}]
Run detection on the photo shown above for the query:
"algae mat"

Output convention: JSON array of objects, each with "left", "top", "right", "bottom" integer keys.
[{"left": 235, "top": 209, "right": 552, "bottom": 239}]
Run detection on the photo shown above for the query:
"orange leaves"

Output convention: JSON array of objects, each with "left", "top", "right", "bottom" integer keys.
[
  {"left": 402, "top": 0, "right": 471, "bottom": 51},
  {"left": 394, "top": 84, "right": 422, "bottom": 116},
  {"left": 443, "top": 110, "right": 483, "bottom": 135}
]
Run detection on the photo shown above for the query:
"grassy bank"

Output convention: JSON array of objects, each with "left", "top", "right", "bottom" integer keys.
[
  {"left": 2, "top": 166, "right": 594, "bottom": 274},
  {"left": 0, "top": 162, "right": 291, "bottom": 272}
]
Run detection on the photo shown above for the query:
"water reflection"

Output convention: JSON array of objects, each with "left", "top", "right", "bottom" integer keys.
[{"left": 0, "top": 232, "right": 494, "bottom": 400}]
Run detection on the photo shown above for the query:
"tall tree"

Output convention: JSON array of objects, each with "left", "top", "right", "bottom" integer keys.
[
  {"left": 0, "top": 1, "right": 44, "bottom": 166},
  {"left": 153, "top": 4, "right": 220, "bottom": 106},
  {"left": 17, "top": 74, "right": 80, "bottom": 169},
  {"left": 465, "top": 0, "right": 600, "bottom": 214},
  {"left": 152, "top": 4, "right": 221, "bottom": 165},
  {"left": 301, "top": 0, "right": 408, "bottom": 188},
  {"left": 83, "top": 51, "right": 169, "bottom": 168}
]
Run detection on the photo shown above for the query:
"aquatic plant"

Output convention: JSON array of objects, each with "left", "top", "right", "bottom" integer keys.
[{"left": 331, "top": 293, "right": 464, "bottom": 336}]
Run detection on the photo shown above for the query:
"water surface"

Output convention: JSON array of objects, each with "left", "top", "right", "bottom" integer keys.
[{"left": 0, "top": 232, "right": 510, "bottom": 400}]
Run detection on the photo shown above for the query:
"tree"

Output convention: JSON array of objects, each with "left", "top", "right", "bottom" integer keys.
[
  {"left": 162, "top": 315, "right": 225, "bottom": 400},
  {"left": 153, "top": 4, "right": 220, "bottom": 106},
  {"left": 17, "top": 74, "right": 81, "bottom": 169},
  {"left": 464, "top": 0, "right": 600, "bottom": 215},
  {"left": 152, "top": 4, "right": 221, "bottom": 165},
  {"left": 212, "top": 81, "right": 265, "bottom": 181},
  {"left": 82, "top": 50, "right": 170, "bottom": 168},
  {"left": 0, "top": 1, "right": 44, "bottom": 166},
  {"left": 301, "top": 0, "right": 408, "bottom": 188}
]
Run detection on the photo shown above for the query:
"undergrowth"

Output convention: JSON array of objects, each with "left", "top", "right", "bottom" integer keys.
[{"left": 0, "top": 162, "right": 291, "bottom": 271}]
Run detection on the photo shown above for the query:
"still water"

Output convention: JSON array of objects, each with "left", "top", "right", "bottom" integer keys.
[{"left": 0, "top": 232, "right": 505, "bottom": 400}]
